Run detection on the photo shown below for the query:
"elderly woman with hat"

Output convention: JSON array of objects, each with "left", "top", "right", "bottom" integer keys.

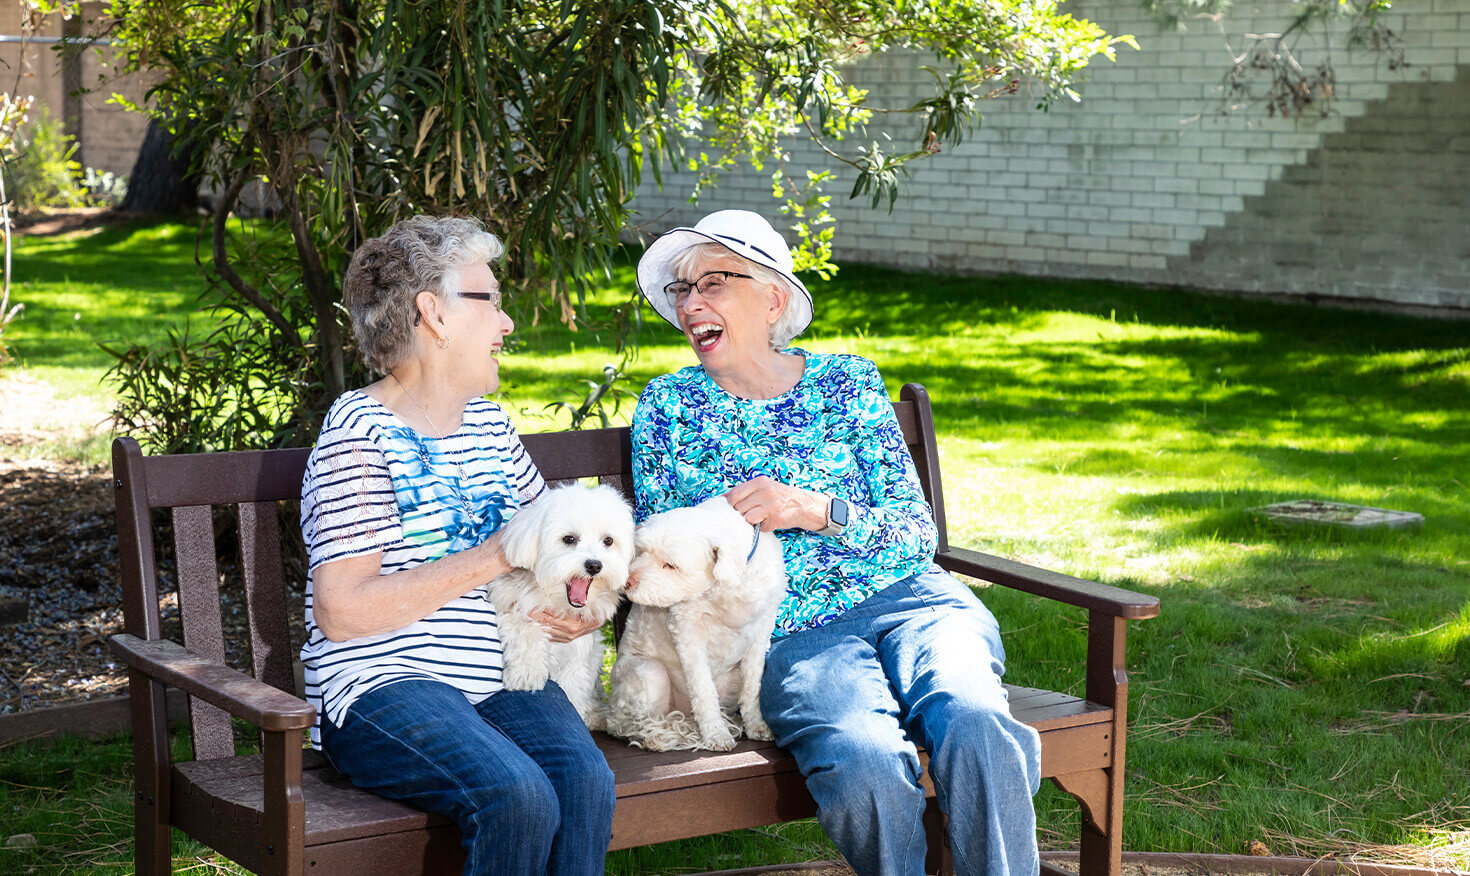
[
  {"left": 298, "top": 215, "right": 614, "bottom": 874},
  {"left": 629, "top": 210, "right": 1043, "bottom": 876}
]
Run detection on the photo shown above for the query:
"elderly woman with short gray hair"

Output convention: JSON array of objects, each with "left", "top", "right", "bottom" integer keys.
[
  {"left": 631, "top": 210, "right": 1042, "bottom": 876},
  {"left": 299, "top": 215, "right": 613, "bottom": 874}
]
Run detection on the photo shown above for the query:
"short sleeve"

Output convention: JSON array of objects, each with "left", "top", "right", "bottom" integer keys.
[
  {"left": 301, "top": 424, "right": 403, "bottom": 571},
  {"left": 503, "top": 423, "right": 546, "bottom": 505}
]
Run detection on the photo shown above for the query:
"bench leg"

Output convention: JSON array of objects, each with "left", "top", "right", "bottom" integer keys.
[
  {"left": 129, "top": 673, "right": 172, "bottom": 876},
  {"left": 922, "top": 797, "right": 954, "bottom": 875},
  {"left": 1080, "top": 612, "right": 1130, "bottom": 876},
  {"left": 1075, "top": 766, "right": 1123, "bottom": 876}
]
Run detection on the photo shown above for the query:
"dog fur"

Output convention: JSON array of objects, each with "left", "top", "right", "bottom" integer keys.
[
  {"left": 606, "top": 495, "right": 787, "bottom": 751},
  {"left": 487, "top": 483, "right": 634, "bottom": 729}
]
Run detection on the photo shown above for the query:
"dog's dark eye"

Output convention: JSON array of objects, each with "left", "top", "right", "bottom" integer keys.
[
  {"left": 662, "top": 562, "right": 676, "bottom": 571},
  {"left": 561, "top": 534, "right": 578, "bottom": 546},
  {"left": 602, "top": 536, "right": 614, "bottom": 547}
]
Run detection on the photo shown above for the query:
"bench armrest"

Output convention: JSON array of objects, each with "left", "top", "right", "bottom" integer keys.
[
  {"left": 109, "top": 634, "right": 316, "bottom": 732},
  {"left": 936, "top": 547, "right": 1160, "bottom": 620}
]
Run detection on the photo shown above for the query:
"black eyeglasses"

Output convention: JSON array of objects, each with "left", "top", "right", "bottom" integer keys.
[
  {"left": 664, "top": 271, "right": 754, "bottom": 308},
  {"left": 459, "top": 291, "right": 502, "bottom": 308},
  {"left": 414, "top": 290, "right": 502, "bottom": 325}
]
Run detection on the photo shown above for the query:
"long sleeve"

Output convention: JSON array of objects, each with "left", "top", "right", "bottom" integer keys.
[
  {"left": 631, "top": 379, "right": 685, "bottom": 522},
  {"left": 822, "top": 359, "right": 939, "bottom": 572}
]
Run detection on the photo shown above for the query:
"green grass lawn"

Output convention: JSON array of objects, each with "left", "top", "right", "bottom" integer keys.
[{"left": 1, "top": 219, "right": 1467, "bottom": 873}]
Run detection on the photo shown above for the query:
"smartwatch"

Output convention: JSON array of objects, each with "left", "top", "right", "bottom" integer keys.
[{"left": 818, "top": 497, "right": 849, "bottom": 537}]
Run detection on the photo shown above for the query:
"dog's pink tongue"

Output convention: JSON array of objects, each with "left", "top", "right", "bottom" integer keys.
[{"left": 567, "top": 577, "right": 591, "bottom": 607}]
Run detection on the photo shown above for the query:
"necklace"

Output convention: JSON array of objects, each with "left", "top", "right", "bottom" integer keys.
[
  {"left": 391, "top": 372, "right": 451, "bottom": 437},
  {"left": 390, "top": 373, "right": 478, "bottom": 519}
]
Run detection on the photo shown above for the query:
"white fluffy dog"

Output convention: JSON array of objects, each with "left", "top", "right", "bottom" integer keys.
[
  {"left": 607, "top": 495, "right": 787, "bottom": 751},
  {"left": 487, "top": 483, "right": 635, "bottom": 729}
]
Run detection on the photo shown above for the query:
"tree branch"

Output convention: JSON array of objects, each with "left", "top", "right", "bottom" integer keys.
[{"left": 211, "top": 170, "right": 303, "bottom": 348}]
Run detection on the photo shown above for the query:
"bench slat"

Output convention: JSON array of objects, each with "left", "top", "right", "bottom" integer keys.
[
  {"left": 173, "top": 504, "right": 234, "bottom": 761},
  {"left": 144, "top": 448, "right": 311, "bottom": 507},
  {"left": 239, "top": 501, "right": 296, "bottom": 697}
]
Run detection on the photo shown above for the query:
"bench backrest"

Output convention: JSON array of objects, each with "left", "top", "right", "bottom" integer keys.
[{"left": 112, "top": 382, "right": 946, "bottom": 761}]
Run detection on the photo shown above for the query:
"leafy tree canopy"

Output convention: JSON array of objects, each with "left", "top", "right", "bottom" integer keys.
[{"left": 48, "top": 0, "right": 1132, "bottom": 450}]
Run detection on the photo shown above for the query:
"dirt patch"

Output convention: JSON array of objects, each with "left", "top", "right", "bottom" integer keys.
[
  {"left": 9, "top": 207, "right": 128, "bottom": 238},
  {"left": 732, "top": 856, "right": 1462, "bottom": 876},
  {"left": 0, "top": 370, "right": 113, "bottom": 446}
]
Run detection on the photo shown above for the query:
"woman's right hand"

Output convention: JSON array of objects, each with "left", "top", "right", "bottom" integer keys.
[{"left": 725, "top": 476, "right": 830, "bottom": 533}]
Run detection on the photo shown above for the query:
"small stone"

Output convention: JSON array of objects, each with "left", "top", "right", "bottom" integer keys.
[
  {"left": 6, "top": 833, "right": 37, "bottom": 849},
  {"left": 1249, "top": 499, "right": 1423, "bottom": 529}
]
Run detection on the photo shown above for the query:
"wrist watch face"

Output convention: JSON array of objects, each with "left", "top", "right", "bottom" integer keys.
[{"left": 830, "top": 498, "right": 849, "bottom": 528}]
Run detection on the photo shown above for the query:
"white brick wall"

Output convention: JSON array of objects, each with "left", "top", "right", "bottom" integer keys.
[{"left": 629, "top": 0, "right": 1470, "bottom": 312}]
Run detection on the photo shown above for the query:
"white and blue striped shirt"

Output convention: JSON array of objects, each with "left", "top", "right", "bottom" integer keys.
[{"left": 299, "top": 390, "right": 544, "bottom": 747}]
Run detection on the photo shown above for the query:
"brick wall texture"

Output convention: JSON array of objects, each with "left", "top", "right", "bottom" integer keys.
[
  {"left": 3, "top": 0, "right": 152, "bottom": 176},
  {"left": 628, "top": 0, "right": 1470, "bottom": 312}
]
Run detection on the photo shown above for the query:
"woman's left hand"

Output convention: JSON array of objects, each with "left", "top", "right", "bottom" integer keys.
[
  {"left": 530, "top": 609, "right": 604, "bottom": 643},
  {"left": 726, "top": 476, "right": 829, "bottom": 533}
]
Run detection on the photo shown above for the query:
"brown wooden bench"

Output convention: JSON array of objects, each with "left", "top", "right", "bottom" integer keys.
[{"left": 110, "top": 382, "right": 1160, "bottom": 876}]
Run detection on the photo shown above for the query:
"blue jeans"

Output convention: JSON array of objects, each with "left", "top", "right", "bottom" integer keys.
[
  {"left": 320, "top": 678, "right": 615, "bottom": 875},
  {"left": 761, "top": 571, "right": 1042, "bottom": 876}
]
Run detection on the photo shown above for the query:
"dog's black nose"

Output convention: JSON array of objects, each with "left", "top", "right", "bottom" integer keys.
[{"left": 584, "top": 559, "right": 603, "bottom": 576}]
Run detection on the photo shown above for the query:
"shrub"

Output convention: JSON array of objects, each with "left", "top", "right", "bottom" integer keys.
[
  {"left": 6, "top": 105, "right": 87, "bottom": 212},
  {"left": 82, "top": 167, "right": 129, "bottom": 207}
]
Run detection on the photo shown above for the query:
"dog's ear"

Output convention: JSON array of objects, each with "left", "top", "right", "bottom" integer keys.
[
  {"left": 708, "top": 524, "right": 748, "bottom": 591},
  {"left": 499, "top": 495, "right": 548, "bottom": 569}
]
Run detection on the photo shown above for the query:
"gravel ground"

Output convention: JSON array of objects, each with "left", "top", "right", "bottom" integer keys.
[
  {"left": 0, "top": 456, "right": 131, "bottom": 714},
  {"left": 1, "top": 368, "right": 130, "bottom": 712},
  {"left": 0, "top": 453, "right": 308, "bottom": 716}
]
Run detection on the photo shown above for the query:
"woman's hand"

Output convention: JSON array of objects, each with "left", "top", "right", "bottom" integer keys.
[
  {"left": 531, "top": 609, "right": 605, "bottom": 643},
  {"left": 725, "top": 476, "right": 829, "bottom": 533}
]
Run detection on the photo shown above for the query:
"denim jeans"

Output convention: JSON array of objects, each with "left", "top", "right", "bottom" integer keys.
[
  {"left": 320, "top": 678, "right": 615, "bottom": 875},
  {"left": 761, "top": 570, "right": 1042, "bottom": 876}
]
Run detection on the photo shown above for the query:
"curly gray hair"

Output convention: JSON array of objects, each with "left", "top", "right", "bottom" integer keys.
[
  {"left": 342, "top": 216, "right": 504, "bottom": 375},
  {"left": 670, "top": 242, "right": 805, "bottom": 350}
]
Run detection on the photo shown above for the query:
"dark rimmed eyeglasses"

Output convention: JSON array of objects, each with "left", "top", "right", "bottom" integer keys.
[
  {"left": 664, "top": 271, "right": 754, "bottom": 308},
  {"left": 415, "top": 290, "right": 502, "bottom": 325},
  {"left": 459, "top": 291, "right": 502, "bottom": 308}
]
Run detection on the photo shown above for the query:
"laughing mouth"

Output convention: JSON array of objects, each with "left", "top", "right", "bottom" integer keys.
[
  {"left": 566, "top": 576, "right": 591, "bottom": 608},
  {"left": 690, "top": 322, "right": 723, "bottom": 350}
]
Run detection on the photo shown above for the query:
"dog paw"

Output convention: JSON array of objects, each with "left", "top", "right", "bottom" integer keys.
[
  {"left": 581, "top": 704, "right": 608, "bottom": 732},
  {"left": 633, "top": 735, "right": 674, "bottom": 752},
  {"left": 699, "top": 728, "right": 738, "bottom": 751},
  {"left": 743, "top": 716, "right": 775, "bottom": 742}
]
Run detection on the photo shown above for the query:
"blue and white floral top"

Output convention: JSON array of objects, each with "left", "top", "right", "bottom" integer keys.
[{"left": 631, "top": 351, "right": 939, "bottom": 636}]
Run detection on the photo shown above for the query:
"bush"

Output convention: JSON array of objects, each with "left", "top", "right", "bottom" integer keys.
[
  {"left": 6, "top": 105, "right": 87, "bottom": 212},
  {"left": 82, "top": 167, "right": 129, "bottom": 207}
]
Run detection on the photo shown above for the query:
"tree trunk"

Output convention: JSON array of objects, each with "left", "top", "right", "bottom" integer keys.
[{"left": 120, "top": 118, "right": 200, "bottom": 214}]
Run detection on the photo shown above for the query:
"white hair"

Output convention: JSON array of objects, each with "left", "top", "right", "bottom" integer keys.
[{"left": 670, "top": 242, "right": 805, "bottom": 350}]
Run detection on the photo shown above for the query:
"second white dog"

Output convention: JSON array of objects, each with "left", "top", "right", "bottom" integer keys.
[
  {"left": 607, "top": 495, "right": 787, "bottom": 751},
  {"left": 487, "top": 483, "right": 635, "bottom": 729}
]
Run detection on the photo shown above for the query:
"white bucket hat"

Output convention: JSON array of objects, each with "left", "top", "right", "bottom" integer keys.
[{"left": 636, "top": 210, "right": 813, "bottom": 335}]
